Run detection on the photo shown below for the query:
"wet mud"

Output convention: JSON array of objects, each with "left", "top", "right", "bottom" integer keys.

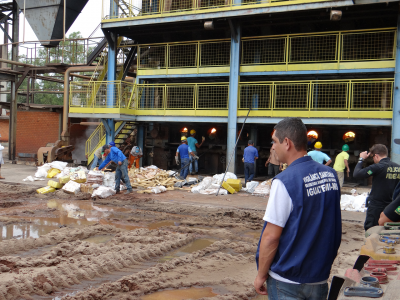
[{"left": 0, "top": 185, "right": 364, "bottom": 300}]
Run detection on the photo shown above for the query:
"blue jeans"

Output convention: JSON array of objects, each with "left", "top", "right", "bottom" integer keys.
[
  {"left": 267, "top": 276, "right": 328, "bottom": 300},
  {"left": 115, "top": 159, "right": 132, "bottom": 192},
  {"left": 90, "top": 156, "right": 103, "bottom": 170},
  {"left": 180, "top": 158, "right": 190, "bottom": 179},
  {"left": 189, "top": 153, "right": 198, "bottom": 173},
  {"left": 244, "top": 162, "right": 255, "bottom": 184}
]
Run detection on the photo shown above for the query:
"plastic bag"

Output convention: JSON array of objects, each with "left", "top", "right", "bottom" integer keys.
[
  {"left": 23, "top": 176, "right": 35, "bottom": 182},
  {"left": 242, "top": 181, "right": 259, "bottom": 193},
  {"left": 199, "top": 188, "right": 228, "bottom": 195},
  {"left": 35, "top": 164, "right": 51, "bottom": 178},
  {"left": 62, "top": 181, "right": 81, "bottom": 194},
  {"left": 47, "top": 168, "right": 61, "bottom": 178},
  {"left": 92, "top": 186, "right": 116, "bottom": 198},
  {"left": 148, "top": 186, "right": 167, "bottom": 194},
  {"left": 59, "top": 176, "right": 70, "bottom": 184},
  {"left": 49, "top": 161, "right": 68, "bottom": 171},
  {"left": 70, "top": 171, "right": 86, "bottom": 183}
]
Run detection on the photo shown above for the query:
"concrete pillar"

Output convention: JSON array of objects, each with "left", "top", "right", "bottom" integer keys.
[
  {"left": 9, "top": 2, "right": 19, "bottom": 162},
  {"left": 137, "top": 125, "right": 145, "bottom": 167},
  {"left": 392, "top": 13, "right": 400, "bottom": 164},
  {"left": 227, "top": 23, "right": 241, "bottom": 173}
]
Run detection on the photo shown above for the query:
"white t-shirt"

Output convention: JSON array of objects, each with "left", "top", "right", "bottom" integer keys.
[
  {"left": 263, "top": 179, "right": 326, "bottom": 285},
  {"left": 130, "top": 146, "right": 143, "bottom": 156}
]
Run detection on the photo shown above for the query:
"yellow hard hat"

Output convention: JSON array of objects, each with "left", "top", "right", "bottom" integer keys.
[
  {"left": 190, "top": 129, "right": 196, "bottom": 135},
  {"left": 181, "top": 136, "right": 187, "bottom": 141},
  {"left": 314, "top": 142, "right": 322, "bottom": 149}
]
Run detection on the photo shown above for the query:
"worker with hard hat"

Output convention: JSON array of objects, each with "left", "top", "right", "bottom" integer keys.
[
  {"left": 307, "top": 142, "right": 332, "bottom": 166},
  {"left": 333, "top": 144, "right": 350, "bottom": 188},
  {"left": 176, "top": 136, "right": 198, "bottom": 179},
  {"left": 187, "top": 129, "right": 205, "bottom": 175}
]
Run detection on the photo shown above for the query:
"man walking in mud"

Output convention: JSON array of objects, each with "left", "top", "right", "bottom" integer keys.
[{"left": 254, "top": 118, "right": 342, "bottom": 300}]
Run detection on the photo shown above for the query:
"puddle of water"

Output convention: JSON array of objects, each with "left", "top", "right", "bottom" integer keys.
[
  {"left": 160, "top": 239, "right": 215, "bottom": 262},
  {"left": 141, "top": 287, "right": 217, "bottom": 300},
  {"left": 147, "top": 221, "right": 178, "bottom": 230},
  {"left": 82, "top": 235, "right": 114, "bottom": 244},
  {"left": 47, "top": 199, "right": 132, "bottom": 213},
  {"left": 0, "top": 223, "right": 59, "bottom": 241}
]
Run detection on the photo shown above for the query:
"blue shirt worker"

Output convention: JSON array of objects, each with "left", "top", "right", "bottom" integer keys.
[
  {"left": 98, "top": 144, "right": 133, "bottom": 194},
  {"left": 243, "top": 140, "right": 259, "bottom": 184},
  {"left": 254, "top": 118, "right": 341, "bottom": 300},
  {"left": 187, "top": 129, "right": 205, "bottom": 175},
  {"left": 307, "top": 142, "right": 332, "bottom": 166},
  {"left": 176, "top": 136, "right": 197, "bottom": 179}
]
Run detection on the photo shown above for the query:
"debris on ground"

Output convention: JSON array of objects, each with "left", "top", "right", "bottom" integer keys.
[{"left": 128, "top": 166, "right": 183, "bottom": 191}]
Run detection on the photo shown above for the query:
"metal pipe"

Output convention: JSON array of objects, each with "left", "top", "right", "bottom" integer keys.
[
  {"left": 0, "top": 57, "right": 34, "bottom": 67},
  {"left": 61, "top": 66, "right": 104, "bottom": 145},
  {"left": 391, "top": 11, "right": 400, "bottom": 164}
]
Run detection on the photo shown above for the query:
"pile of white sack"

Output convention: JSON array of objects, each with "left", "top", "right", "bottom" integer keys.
[
  {"left": 26, "top": 163, "right": 127, "bottom": 199},
  {"left": 190, "top": 172, "right": 237, "bottom": 195}
]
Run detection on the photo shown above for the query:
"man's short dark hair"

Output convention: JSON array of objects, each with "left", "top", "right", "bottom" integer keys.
[
  {"left": 248, "top": 140, "right": 254, "bottom": 145},
  {"left": 370, "top": 144, "right": 388, "bottom": 157},
  {"left": 274, "top": 118, "right": 307, "bottom": 151}
]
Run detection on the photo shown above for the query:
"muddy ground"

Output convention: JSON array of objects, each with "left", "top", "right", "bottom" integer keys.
[{"left": 0, "top": 182, "right": 365, "bottom": 300}]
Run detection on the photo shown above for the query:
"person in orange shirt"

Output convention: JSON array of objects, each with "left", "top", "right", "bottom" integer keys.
[{"left": 128, "top": 146, "right": 143, "bottom": 169}]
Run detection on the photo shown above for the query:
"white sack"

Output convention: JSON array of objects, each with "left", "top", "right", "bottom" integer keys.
[
  {"left": 242, "top": 181, "right": 259, "bottom": 193},
  {"left": 62, "top": 181, "right": 81, "bottom": 194},
  {"left": 199, "top": 188, "right": 228, "bottom": 195},
  {"left": 92, "top": 186, "right": 116, "bottom": 198},
  {"left": 340, "top": 194, "right": 367, "bottom": 212},
  {"left": 212, "top": 172, "right": 237, "bottom": 185},
  {"left": 103, "top": 172, "right": 116, "bottom": 187},
  {"left": 191, "top": 177, "right": 213, "bottom": 193},
  {"left": 23, "top": 176, "right": 35, "bottom": 182},
  {"left": 148, "top": 186, "right": 167, "bottom": 194},
  {"left": 49, "top": 161, "right": 68, "bottom": 171}
]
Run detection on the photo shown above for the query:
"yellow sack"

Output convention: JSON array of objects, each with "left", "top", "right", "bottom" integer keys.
[
  {"left": 47, "top": 180, "right": 63, "bottom": 189},
  {"left": 47, "top": 168, "right": 61, "bottom": 178},
  {"left": 36, "top": 186, "right": 56, "bottom": 194},
  {"left": 59, "top": 176, "right": 70, "bottom": 184}
]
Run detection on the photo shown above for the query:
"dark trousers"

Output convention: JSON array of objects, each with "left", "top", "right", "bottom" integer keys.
[
  {"left": 268, "top": 163, "right": 280, "bottom": 177},
  {"left": 364, "top": 200, "right": 386, "bottom": 231},
  {"left": 244, "top": 162, "right": 255, "bottom": 184}
]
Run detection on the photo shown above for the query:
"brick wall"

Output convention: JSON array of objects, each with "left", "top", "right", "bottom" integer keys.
[
  {"left": 0, "top": 119, "right": 9, "bottom": 142},
  {"left": 16, "top": 111, "right": 60, "bottom": 154}
]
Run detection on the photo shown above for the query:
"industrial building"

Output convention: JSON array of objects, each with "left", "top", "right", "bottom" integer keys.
[{"left": 0, "top": 0, "right": 399, "bottom": 181}]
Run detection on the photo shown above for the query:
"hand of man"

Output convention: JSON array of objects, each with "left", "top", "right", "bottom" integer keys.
[
  {"left": 202, "top": 136, "right": 205, "bottom": 142},
  {"left": 193, "top": 155, "right": 199, "bottom": 160},
  {"left": 175, "top": 157, "right": 179, "bottom": 165},
  {"left": 254, "top": 274, "right": 268, "bottom": 295},
  {"left": 360, "top": 151, "right": 369, "bottom": 159},
  {"left": 347, "top": 169, "right": 350, "bottom": 177},
  {"left": 242, "top": 158, "right": 245, "bottom": 163},
  {"left": 118, "top": 161, "right": 122, "bottom": 166},
  {"left": 94, "top": 167, "right": 99, "bottom": 171}
]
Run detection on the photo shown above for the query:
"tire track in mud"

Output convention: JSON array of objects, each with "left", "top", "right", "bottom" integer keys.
[
  {"left": 62, "top": 240, "right": 258, "bottom": 300},
  {"left": 0, "top": 229, "right": 196, "bottom": 300}
]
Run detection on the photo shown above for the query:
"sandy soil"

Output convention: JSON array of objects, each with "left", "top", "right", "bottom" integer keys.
[{"left": 0, "top": 183, "right": 365, "bottom": 300}]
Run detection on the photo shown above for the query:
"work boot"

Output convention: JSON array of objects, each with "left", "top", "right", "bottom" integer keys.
[
  {"left": 115, "top": 190, "right": 122, "bottom": 194},
  {"left": 124, "top": 189, "right": 133, "bottom": 194}
]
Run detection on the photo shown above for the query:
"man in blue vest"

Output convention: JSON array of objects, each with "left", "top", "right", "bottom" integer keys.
[
  {"left": 97, "top": 144, "right": 133, "bottom": 194},
  {"left": 175, "top": 136, "right": 197, "bottom": 179},
  {"left": 254, "top": 118, "right": 341, "bottom": 300}
]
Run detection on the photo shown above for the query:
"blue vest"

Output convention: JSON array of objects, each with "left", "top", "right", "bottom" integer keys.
[
  {"left": 256, "top": 156, "right": 342, "bottom": 283},
  {"left": 178, "top": 143, "right": 190, "bottom": 159}
]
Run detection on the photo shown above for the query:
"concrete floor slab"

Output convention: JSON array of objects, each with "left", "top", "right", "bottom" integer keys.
[{"left": 0, "top": 163, "right": 45, "bottom": 186}]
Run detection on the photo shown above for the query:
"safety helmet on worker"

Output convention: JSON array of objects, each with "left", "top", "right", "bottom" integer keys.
[
  {"left": 190, "top": 129, "right": 196, "bottom": 135},
  {"left": 181, "top": 136, "right": 187, "bottom": 142},
  {"left": 314, "top": 142, "right": 322, "bottom": 149},
  {"left": 342, "top": 144, "right": 349, "bottom": 151}
]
